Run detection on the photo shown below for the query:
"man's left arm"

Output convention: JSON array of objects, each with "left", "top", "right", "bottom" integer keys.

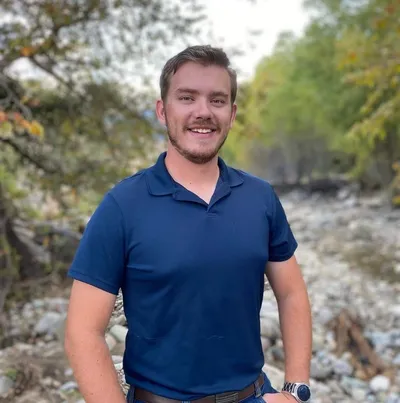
[
  {"left": 262, "top": 188, "right": 312, "bottom": 402},
  {"left": 266, "top": 255, "right": 312, "bottom": 387}
]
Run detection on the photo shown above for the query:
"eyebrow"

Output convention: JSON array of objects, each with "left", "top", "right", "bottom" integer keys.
[{"left": 175, "top": 88, "right": 229, "bottom": 98}]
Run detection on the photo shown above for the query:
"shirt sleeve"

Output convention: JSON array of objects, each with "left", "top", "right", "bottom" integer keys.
[
  {"left": 67, "top": 192, "right": 125, "bottom": 295},
  {"left": 268, "top": 188, "right": 298, "bottom": 262}
]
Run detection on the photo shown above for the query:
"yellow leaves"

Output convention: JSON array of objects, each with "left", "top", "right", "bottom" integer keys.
[
  {"left": 0, "top": 110, "right": 45, "bottom": 138},
  {"left": 29, "top": 120, "right": 45, "bottom": 137},
  {"left": 16, "top": 118, "right": 45, "bottom": 138},
  {"left": 348, "top": 51, "right": 358, "bottom": 63},
  {"left": 20, "top": 46, "right": 34, "bottom": 57},
  {"left": 374, "top": 18, "right": 387, "bottom": 30}
]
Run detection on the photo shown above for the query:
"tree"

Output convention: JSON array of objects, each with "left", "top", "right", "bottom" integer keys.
[
  {"left": 304, "top": 0, "right": 400, "bottom": 185},
  {"left": 232, "top": 0, "right": 399, "bottom": 193}
]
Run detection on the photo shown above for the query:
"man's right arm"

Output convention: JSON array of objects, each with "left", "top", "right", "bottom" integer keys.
[
  {"left": 64, "top": 193, "right": 127, "bottom": 402},
  {"left": 64, "top": 280, "right": 126, "bottom": 403}
]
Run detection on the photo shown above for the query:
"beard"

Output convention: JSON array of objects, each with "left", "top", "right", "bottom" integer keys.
[{"left": 165, "top": 117, "right": 228, "bottom": 165}]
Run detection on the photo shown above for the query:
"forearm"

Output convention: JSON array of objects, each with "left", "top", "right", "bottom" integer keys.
[
  {"left": 277, "top": 288, "right": 312, "bottom": 383},
  {"left": 65, "top": 331, "right": 126, "bottom": 403}
]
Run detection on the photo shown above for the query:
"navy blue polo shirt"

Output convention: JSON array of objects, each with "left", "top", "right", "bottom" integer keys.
[{"left": 68, "top": 152, "right": 297, "bottom": 400}]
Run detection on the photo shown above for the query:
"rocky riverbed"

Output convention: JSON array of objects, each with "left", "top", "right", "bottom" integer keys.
[{"left": 1, "top": 189, "right": 399, "bottom": 402}]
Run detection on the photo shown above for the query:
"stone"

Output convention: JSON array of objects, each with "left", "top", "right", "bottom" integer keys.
[
  {"left": 34, "top": 312, "right": 64, "bottom": 335},
  {"left": 112, "top": 355, "right": 123, "bottom": 364},
  {"left": 369, "top": 375, "right": 391, "bottom": 393},
  {"left": 261, "top": 337, "right": 271, "bottom": 352},
  {"left": 333, "top": 359, "right": 353, "bottom": 376},
  {"left": 389, "top": 305, "right": 400, "bottom": 317},
  {"left": 385, "top": 393, "right": 400, "bottom": 403},
  {"left": 351, "top": 388, "right": 368, "bottom": 401},
  {"left": 310, "top": 357, "right": 333, "bottom": 380},
  {"left": 393, "top": 353, "right": 400, "bottom": 366},
  {"left": 105, "top": 333, "right": 117, "bottom": 351},
  {"left": 109, "top": 325, "right": 128, "bottom": 343},
  {"left": 59, "top": 381, "right": 78, "bottom": 391},
  {"left": 260, "top": 313, "right": 281, "bottom": 340},
  {"left": 0, "top": 376, "right": 14, "bottom": 397},
  {"left": 262, "top": 364, "right": 284, "bottom": 390}
]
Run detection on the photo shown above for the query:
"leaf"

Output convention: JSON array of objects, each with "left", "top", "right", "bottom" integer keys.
[
  {"left": 29, "top": 120, "right": 45, "bottom": 137},
  {"left": 20, "top": 46, "right": 34, "bottom": 57},
  {"left": 12, "top": 112, "right": 24, "bottom": 123},
  {"left": 0, "top": 111, "right": 8, "bottom": 122},
  {"left": 0, "top": 121, "right": 13, "bottom": 137}
]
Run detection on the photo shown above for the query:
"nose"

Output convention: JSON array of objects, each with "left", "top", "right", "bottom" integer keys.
[{"left": 194, "top": 98, "right": 212, "bottom": 119}]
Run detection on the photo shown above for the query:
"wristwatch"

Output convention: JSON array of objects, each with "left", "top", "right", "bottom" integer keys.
[{"left": 281, "top": 382, "right": 311, "bottom": 403}]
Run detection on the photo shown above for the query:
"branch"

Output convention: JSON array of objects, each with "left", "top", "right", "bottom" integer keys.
[
  {"left": 1, "top": 137, "right": 59, "bottom": 174},
  {"left": 29, "top": 56, "right": 78, "bottom": 96}
]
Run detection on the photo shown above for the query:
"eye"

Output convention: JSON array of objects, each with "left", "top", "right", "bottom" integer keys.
[
  {"left": 179, "top": 96, "right": 194, "bottom": 101},
  {"left": 212, "top": 99, "right": 226, "bottom": 105}
]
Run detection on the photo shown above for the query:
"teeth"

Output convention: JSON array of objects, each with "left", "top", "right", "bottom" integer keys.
[{"left": 191, "top": 129, "right": 212, "bottom": 133}]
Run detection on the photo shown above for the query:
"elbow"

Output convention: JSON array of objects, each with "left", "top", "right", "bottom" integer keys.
[
  {"left": 277, "top": 284, "right": 310, "bottom": 305},
  {"left": 63, "top": 320, "right": 105, "bottom": 360},
  {"left": 63, "top": 319, "right": 84, "bottom": 360},
  {"left": 64, "top": 323, "right": 76, "bottom": 361}
]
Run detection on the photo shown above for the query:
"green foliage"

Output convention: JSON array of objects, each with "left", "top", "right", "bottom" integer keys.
[{"left": 231, "top": 0, "right": 399, "bottom": 188}]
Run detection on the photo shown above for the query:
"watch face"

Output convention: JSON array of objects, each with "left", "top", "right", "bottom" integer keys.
[{"left": 297, "top": 385, "right": 311, "bottom": 402}]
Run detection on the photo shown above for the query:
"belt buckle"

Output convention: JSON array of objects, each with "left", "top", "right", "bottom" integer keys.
[{"left": 215, "top": 392, "right": 239, "bottom": 403}]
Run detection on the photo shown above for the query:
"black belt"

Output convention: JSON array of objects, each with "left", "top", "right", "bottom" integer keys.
[{"left": 131, "top": 374, "right": 264, "bottom": 403}]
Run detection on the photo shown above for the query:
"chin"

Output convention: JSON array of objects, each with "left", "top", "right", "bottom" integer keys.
[{"left": 182, "top": 149, "right": 218, "bottom": 164}]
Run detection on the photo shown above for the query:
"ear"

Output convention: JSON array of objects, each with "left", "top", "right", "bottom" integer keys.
[
  {"left": 229, "top": 103, "right": 237, "bottom": 129},
  {"left": 156, "top": 99, "right": 166, "bottom": 126}
]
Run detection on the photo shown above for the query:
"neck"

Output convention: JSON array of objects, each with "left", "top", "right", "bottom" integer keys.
[{"left": 164, "top": 144, "right": 220, "bottom": 187}]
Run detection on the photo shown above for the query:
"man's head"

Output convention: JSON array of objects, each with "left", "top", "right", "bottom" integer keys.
[{"left": 156, "top": 45, "right": 237, "bottom": 164}]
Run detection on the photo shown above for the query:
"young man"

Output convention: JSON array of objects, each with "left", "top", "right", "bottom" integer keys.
[{"left": 64, "top": 45, "right": 312, "bottom": 403}]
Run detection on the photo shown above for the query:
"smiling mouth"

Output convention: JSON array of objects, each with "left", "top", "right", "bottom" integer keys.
[{"left": 188, "top": 128, "right": 217, "bottom": 134}]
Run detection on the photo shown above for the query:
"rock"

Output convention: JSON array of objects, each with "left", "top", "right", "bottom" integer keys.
[
  {"left": 351, "top": 388, "right": 368, "bottom": 401},
  {"left": 393, "top": 353, "right": 400, "bottom": 366},
  {"left": 316, "top": 307, "right": 335, "bottom": 326},
  {"left": 312, "top": 332, "right": 325, "bottom": 352},
  {"left": 262, "top": 364, "right": 284, "bottom": 390},
  {"left": 389, "top": 305, "right": 400, "bottom": 317},
  {"left": 34, "top": 312, "right": 65, "bottom": 336},
  {"left": 0, "top": 375, "right": 14, "bottom": 397},
  {"left": 310, "top": 357, "right": 333, "bottom": 380},
  {"left": 59, "top": 381, "right": 78, "bottom": 391},
  {"left": 340, "top": 376, "right": 368, "bottom": 396},
  {"left": 260, "top": 313, "right": 281, "bottom": 340},
  {"left": 261, "top": 337, "right": 271, "bottom": 352},
  {"left": 333, "top": 359, "right": 354, "bottom": 377},
  {"left": 112, "top": 355, "right": 123, "bottom": 364},
  {"left": 109, "top": 325, "right": 128, "bottom": 343},
  {"left": 386, "top": 393, "right": 400, "bottom": 403},
  {"left": 369, "top": 375, "right": 391, "bottom": 393},
  {"left": 105, "top": 333, "right": 117, "bottom": 351}
]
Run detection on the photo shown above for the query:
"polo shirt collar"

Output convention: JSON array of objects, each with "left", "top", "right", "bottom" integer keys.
[{"left": 146, "top": 152, "right": 244, "bottom": 196}]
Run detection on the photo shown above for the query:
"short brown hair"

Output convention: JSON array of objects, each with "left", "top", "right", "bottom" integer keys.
[{"left": 160, "top": 45, "right": 237, "bottom": 104}]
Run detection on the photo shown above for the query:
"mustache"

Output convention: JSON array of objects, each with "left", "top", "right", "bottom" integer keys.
[{"left": 185, "top": 120, "right": 219, "bottom": 130}]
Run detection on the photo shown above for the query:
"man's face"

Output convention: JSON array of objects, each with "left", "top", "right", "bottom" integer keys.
[{"left": 156, "top": 62, "right": 237, "bottom": 164}]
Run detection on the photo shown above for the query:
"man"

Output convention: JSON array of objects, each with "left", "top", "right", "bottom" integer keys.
[{"left": 64, "top": 45, "right": 312, "bottom": 403}]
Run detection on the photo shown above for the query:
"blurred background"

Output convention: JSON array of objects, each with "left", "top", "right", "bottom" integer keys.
[{"left": 0, "top": 0, "right": 399, "bottom": 402}]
